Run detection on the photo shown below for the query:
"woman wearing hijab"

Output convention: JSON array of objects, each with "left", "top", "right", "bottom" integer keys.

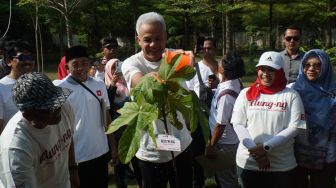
[
  {"left": 105, "top": 59, "right": 132, "bottom": 188},
  {"left": 292, "top": 49, "right": 336, "bottom": 188},
  {"left": 231, "top": 51, "right": 306, "bottom": 188},
  {"left": 105, "top": 59, "right": 129, "bottom": 117}
]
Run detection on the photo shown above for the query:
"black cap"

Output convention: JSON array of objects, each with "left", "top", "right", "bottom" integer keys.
[{"left": 65, "top": 45, "right": 89, "bottom": 63}]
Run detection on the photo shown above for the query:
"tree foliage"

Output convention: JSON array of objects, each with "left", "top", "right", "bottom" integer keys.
[{"left": 1, "top": 0, "right": 336, "bottom": 63}]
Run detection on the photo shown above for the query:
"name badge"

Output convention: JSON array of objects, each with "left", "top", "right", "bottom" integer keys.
[{"left": 157, "top": 134, "right": 181, "bottom": 152}]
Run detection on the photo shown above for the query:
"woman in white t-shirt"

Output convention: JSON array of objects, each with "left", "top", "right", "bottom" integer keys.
[{"left": 231, "top": 51, "right": 306, "bottom": 188}]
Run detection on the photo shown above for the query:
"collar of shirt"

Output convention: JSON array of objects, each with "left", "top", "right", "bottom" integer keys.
[
  {"left": 282, "top": 50, "right": 305, "bottom": 60},
  {"left": 217, "top": 79, "right": 240, "bottom": 90}
]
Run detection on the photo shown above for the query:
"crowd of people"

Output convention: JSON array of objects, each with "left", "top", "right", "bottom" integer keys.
[{"left": 0, "top": 11, "right": 335, "bottom": 188}]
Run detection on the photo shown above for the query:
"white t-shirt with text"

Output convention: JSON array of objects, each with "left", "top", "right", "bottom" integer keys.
[
  {"left": 122, "top": 51, "right": 192, "bottom": 163},
  {"left": 231, "top": 87, "right": 306, "bottom": 171},
  {"left": 0, "top": 102, "right": 75, "bottom": 188}
]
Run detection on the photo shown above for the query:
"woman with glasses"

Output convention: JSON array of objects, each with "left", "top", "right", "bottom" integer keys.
[
  {"left": 0, "top": 39, "right": 35, "bottom": 134},
  {"left": 292, "top": 49, "right": 336, "bottom": 188},
  {"left": 231, "top": 51, "right": 306, "bottom": 188}
]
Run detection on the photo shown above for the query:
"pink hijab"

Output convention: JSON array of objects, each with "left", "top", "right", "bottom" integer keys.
[{"left": 105, "top": 59, "right": 129, "bottom": 103}]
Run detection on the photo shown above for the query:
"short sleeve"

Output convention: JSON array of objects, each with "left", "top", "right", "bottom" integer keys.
[
  {"left": 231, "top": 89, "right": 248, "bottom": 126},
  {"left": 121, "top": 58, "right": 142, "bottom": 89},
  {"left": 63, "top": 101, "right": 76, "bottom": 133},
  {"left": 100, "top": 82, "right": 110, "bottom": 110},
  {"left": 0, "top": 148, "right": 36, "bottom": 188},
  {"left": 0, "top": 92, "right": 4, "bottom": 119},
  {"left": 216, "top": 95, "right": 235, "bottom": 125}
]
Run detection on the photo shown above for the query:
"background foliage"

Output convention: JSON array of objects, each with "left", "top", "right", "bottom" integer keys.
[{"left": 1, "top": 0, "right": 335, "bottom": 70}]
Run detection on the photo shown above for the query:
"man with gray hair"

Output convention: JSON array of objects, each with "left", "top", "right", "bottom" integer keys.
[
  {"left": 122, "top": 12, "right": 194, "bottom": 188},
  {"left": 0, "top": 72, "right": 79, "bottom": 188}
]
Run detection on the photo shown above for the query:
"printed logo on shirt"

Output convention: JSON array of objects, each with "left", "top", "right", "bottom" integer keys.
[
  {"left": 96, "top": 90, "right": 102, "bottom": 96},
  {"left": 249, "top": 100, "right": 287, "bottom": 111},
  {"left": 39, "top": 129, "right": 72, "bottom": 164}
]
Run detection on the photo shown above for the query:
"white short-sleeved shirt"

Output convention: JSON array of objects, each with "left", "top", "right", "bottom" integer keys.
[
  {"left": 209, "top": 79, "right": 241, "bottom": 145},
  {"left": 0, "top": 76, "right": 18, "bottom": 125},
  {"left": 0, "top": 102, "right": 74, "bottom": 188},
  {"left": 231, "top": 87, "right": 306, "bottom": 171},
  {"left": 186, "top": 60, "right": 217, "bottom": 97},
  {"left": 122, "top": 51, "right": 192, "bottom": 163},
  {"left": 54, "top": 76, "right": 110, "bottom": 163}
]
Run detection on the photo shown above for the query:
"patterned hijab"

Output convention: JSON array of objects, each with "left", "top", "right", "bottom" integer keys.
[
  {"left": 293, "top": 49, "right": 336, "bottom": 143},
  {"left": 105, "top": 59, "right": 129, "bottom": 104}
]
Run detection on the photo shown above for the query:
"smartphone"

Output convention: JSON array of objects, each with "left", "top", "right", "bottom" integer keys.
[
  {"left": 114, "top": 61, "right": 122, "bottom": 74},
  {"left": 208, "top": 74, "right": 216, "bottom": 80}
]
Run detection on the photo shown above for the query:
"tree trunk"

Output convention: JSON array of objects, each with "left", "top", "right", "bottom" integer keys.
[
  {"left": 34, "top": 3, "right": 40, "bottom": 72},
  {"left": 183, "top": 12, "right": 189, "bottom": 49},
  {"left": 59, "top": 14, "right": 64, "bottom": 56},
  {"left": 65, "top": 15, "right": 72, "bottom": 48},
  {"left": 93, "top": 2, "right": 100, "bottom": 49},
  {"left": 38, "top": 23, "right": 44, "bottom": 73},
  {"left": 222, "top": 8, "right": 226, "bottom": 56},
  {"left": 269, "top": 1, "right": 275, "bottom": 50},
  {"left": 325, "top": 0, "right": 332, "bottom": 48},
  {"left": 132, "top": 0, "right": 138, "bottom": 54},
  {"left": 225, "top": 11, "right": 232, "bottom": 52}
]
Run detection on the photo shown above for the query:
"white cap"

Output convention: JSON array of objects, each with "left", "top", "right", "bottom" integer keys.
[{"left": 256, "top": 51, "right": 284, "bottom": 70}]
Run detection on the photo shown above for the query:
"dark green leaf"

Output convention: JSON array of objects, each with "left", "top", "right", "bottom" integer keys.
[{"left": 105, "top": 101, "right": 158, "bottom": 164}]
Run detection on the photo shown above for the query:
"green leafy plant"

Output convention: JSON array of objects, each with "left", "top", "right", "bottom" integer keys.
[{"left": 106, "top": 51, "right": 210, "bottom": 164}]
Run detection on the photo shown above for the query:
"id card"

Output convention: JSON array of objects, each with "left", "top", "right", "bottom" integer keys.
[{"left": 157, "top": 134, "right": 181, "bottom": 152}]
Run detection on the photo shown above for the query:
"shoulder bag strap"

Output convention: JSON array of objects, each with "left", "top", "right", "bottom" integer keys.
[
  {"left": 71, "top": 76, "right": 100, "bottom": 103},
  {"left": 195, "top": 62, "right": 206, "bottom": 87},
  {"left": 71, "top": 76, "right": 107, "bottom": 129},
  {"left": 216, "top": 89, "right": 239, "bottom": 109}
]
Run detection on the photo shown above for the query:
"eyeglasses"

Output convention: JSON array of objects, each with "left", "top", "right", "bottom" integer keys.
[
  {"left": 304, "top": 63, "right": 321, "bottom": 70},
  {"left": 13, "top": 54, "right": 34, "bottom": 62},
  {"left": 285, "top": 36, "right": 300, "bottom": 42}
]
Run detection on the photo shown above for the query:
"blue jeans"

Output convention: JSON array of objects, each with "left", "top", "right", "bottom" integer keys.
[{"left": 237, "top": 167, "right": 295, "bottom": 188}]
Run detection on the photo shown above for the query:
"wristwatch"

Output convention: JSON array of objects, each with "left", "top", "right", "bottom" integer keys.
[{"left": 263, "top": 144, "right": 270, "bottom": 151}]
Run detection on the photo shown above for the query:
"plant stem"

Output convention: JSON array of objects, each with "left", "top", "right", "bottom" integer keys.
[{"left": 161, "top": 106, "right": 179, "bottom": 188}]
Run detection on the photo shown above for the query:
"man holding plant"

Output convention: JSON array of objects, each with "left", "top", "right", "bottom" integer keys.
[{"left": 121, "top": 12, "right": 196, "bottom": 188}]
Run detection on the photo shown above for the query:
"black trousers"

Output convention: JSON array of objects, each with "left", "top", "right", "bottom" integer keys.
[
  {"left": 292, "top": 162, "right": 336, "bottom": 188},
  {"left": 237, "top": 167, "right": 296, "bottom": 188},
  {"left": 137, "top": 146, "right": 193, "bottom": 188},
  {"left": 78, "top": 152, "right": 110, "bottom": 188},
  {"left": 191, "top": 124, "right": 206, "bottom": 188}
]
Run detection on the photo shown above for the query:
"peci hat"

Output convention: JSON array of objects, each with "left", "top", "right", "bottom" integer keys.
[
  {"left": 65, "top": 45, "right": 89, "bottom": 63},
  {"left": 256, "top": 51, "right": 284, "bottom": 70},
  {"left": 13, "top": 72, "right": 71, "bottom": 112}
]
